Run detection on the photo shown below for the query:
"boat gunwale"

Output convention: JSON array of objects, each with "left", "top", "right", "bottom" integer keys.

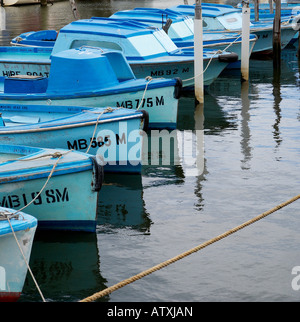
[
  {"left": 0, "top": 77, "right": 178, "bottom": 100},
  {"left": 0, "top": 210, "right": 37, "bottom": 236},
  {"left": 0, "top": 112, "right": 144, "bottom": 134},
  {"left": 0, "top": 162, "right": 94, "bottom": 184}
]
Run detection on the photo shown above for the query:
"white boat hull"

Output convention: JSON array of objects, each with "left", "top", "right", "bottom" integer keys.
[{"left": 0, "top": 209, "right": 37, "bottom": 302}]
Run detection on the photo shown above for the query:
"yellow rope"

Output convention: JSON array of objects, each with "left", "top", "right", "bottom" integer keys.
[
  {"left": 182, "top": 33, "right": 244, "bottom": 84},
  {"left": 85, "top": 76, "right": 152, "bottom": 154},
  {"left": 85, "top": 107, "right": 114, "bottom": 154},
  {"left": 79, "top": 193, "right": 300, "bottom": 302},
  {"left": 14, "top": 152, "right": 69, "bottom": 215},
  {"left": 137, "top": 76, "right": 153, "bottom": 110},
  {"left": 183, "top": 49, "right": 223, "bottom": 83}
]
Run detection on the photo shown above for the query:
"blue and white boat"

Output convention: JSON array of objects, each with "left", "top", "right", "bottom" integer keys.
[
  {"left": 0, "top": 144, "right": 103, "bottom": 232},
  {"left": 6, "top": 18, "right": 238, "bottom": 89},
  {"left": 0, "top": 104, "right": 148, "bottom": 173},
  {"left": 214, "top": 1, "right": 300, "bottom": 22},
  {"left": 0, "top": 207, "right": 37, "bottom": 302},
  {"left": 169, "top": 3, "right": 298, "bottom": 55},
  {"left": 0, "top": 46, "right": 181, "bottom": 129},
  {"left": 53, "top": 18, "right": 238, "bottom": 88},
  {"left": 108, "top": 8, "right": 257, "bottom": 69},
  {"left": 236, "top": 1, "right": 300, "bottom": 46},
  {"left": 11, "top": 9, "right": 257, "bottom": 65},
  {"left": 236, "top": 0, "right": 300, "bottom": 12}
]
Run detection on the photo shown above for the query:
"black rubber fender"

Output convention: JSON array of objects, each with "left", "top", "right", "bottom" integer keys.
[
  {"left": 174, "top": 77, "right": 183, "bottom": 99},
  {"left": 140, "top": 109, "right": 149, "bottom": 132},
  {"left": 218, "top": 52, "right": 239, "bottom": 63},
  {"left": 89, "top": 155, "right": 104, "bottom": 192}
]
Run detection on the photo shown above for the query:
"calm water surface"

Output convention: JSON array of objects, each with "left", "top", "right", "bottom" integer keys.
[{"left": 1, "top": 0, "right": 299, "bottom": 302}]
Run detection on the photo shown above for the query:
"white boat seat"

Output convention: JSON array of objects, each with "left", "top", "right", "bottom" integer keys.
[
  {"left": 2, "top": 115, "right": 40, "bottom": 125},
  {"left": 8, "top": 74, "right": 44, "bottom": 80}
]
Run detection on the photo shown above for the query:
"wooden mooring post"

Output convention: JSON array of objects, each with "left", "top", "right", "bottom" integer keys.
[
  {"left": 0, "top": 7, "right": 5, "bottom": 30},
  {"left": 273, "top": 0, "right": 281, "bottom": 68},
  {"left": 241, "top": 0, "right": 250, "bottom": 82},
  {"left": 194, "top": 0, "right": 204, "bottom": 105},
  {"left": 268, "top": 0, "right": 274, "bottom": 14},
  {"left": 69, "top": 0, "right": 80, "bottom": 20},
  {"left": 298, "top": 32, "right": 300, "bottom": 59},
  {"left": 254, "top": 0, "right": 259, "bottom": 21}
]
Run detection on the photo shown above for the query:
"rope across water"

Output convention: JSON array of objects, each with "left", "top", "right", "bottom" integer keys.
[{"left": 79, "top": 193, "right": 300, "bottom": 302}]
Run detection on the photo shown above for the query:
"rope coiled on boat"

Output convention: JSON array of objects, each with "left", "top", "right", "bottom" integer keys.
[{"left": 0, "top": 209, "right": 21, "bottom": 221}]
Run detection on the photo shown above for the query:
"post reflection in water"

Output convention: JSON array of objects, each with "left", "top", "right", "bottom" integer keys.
[
  {"left": 240, "top": 81, "right": 252, "bottom": 170},
  {"left": 272, "top": 66, "right": 282, "bottom": 150},
  {"left": 142, "top": 100, "right": 206, "bottom": 180},
  {"left": 193, "top": 102, "right": 206, "bottom": 211}
]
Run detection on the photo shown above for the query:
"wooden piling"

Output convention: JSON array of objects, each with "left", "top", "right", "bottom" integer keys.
[
  {"left": 241, "top": 1, "right": 250, "bottom": 82},
  {"left": 69, "top": 0, "right": 80, "bottom": 20},
  {"left": 254, "top": 0, "right": 259, "bottom": 21},
  {"left": 272, "top": 0, "right": 281, "bottom": 68},
  {"left": 194, "top": 0, "right": 204, "bottom": 105},
  {"left": 297, "top": 29, "right": 300, "bottom": 58},
  {"left": 0, "top": 7, "right": 5, "bottom": 30},
  {"left": 268, "top": 0, "right": 274, "bottom": 14},
  {"left": 298, "top": 32, "right": 300, "bottom": 58}
]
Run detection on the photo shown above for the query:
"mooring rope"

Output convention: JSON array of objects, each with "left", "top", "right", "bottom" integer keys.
[
  {"left": 79, "top": 193, "right": 300, "bottom": 302},
  {"left": 11, "top": 151, "right": 64, "bottom": 162},
  {"left": 85, "top": 76, "right": 152, "bottom": 153},
  {"left": 1, "top": 151, "right": 71, "bottom": 217},
  {"left": 182, "top": 33, "right": 245, "bottom": 84},
  {"left": 0, "top": 209, "right": 21, "bottom": 221},
  {"left": 137, "top": 76, "right": 153, "bottom": 110},
  {"left": 85, "top": 106, "right": 115, "bottom": 154},
  {"left": 13, "top": 151, "right": 71, "bottom": 215},
  {"left": 182, "top": 49, "right": 223, "bottom": 83}
]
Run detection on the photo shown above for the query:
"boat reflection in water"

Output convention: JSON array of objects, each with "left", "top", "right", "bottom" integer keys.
[
  {"left": 97, "top": 116, "right": 207, "bottom": 232},
  {"left": 20, "top": 231, "right": 107, "bottom": 302},
  {"left": 97, "top": 173, "right": 152, "bottom": 233}
]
